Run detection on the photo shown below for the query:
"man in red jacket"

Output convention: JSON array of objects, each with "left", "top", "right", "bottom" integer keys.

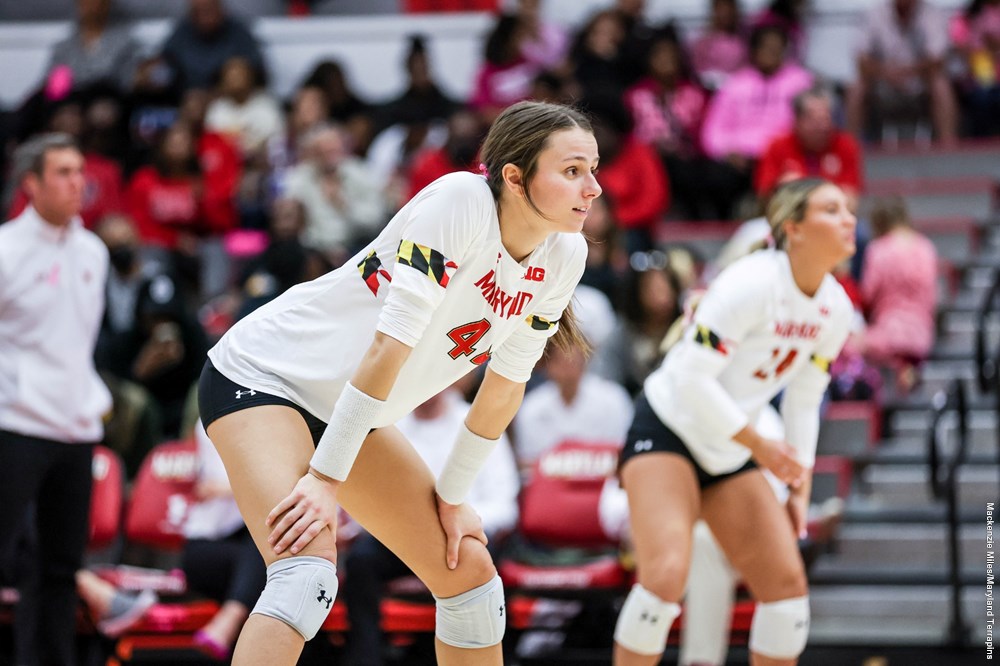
[{"left": 755, "top": 84, "right": 864, "bottom": 211}]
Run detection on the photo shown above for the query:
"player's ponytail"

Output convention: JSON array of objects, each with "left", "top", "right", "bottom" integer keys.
[{"left": 550, "top": 302, "right": 592, "bottom": 357}]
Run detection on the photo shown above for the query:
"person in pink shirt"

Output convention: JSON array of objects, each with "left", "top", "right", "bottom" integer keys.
[
  {"left": 700, "top": 24, "right": 812, "bottom": 211},
  {"left": 856, "top": 196, "right": 937, "bottom": 390},
  {"left": 689, "top": 0, "right": 748, "bottom": 90},
  {"left": 625, "top": 28, "right": 744, "bottom": 220}
]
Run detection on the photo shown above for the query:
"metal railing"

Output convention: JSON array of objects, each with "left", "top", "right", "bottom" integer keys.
[{"left": 926, "top": 378, "right": 971, "bottom": 647}]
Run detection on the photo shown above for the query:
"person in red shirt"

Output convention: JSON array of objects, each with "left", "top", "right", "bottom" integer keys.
[
  {"left": 755, "top": 84, "right": 864, "bottom": 210},
  {"left": 406, "top": 108, "right": 484, "bottom": 201},
  {"left": 584, "top": 93, "right": 671, "bottom": 254}
]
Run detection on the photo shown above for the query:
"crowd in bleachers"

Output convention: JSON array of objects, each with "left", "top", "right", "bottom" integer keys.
[{"left": 0, "top": 0, "right": 994, "bottom": 662}]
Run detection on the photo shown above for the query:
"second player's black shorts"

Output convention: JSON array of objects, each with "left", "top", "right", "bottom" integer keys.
[{"left": 618, "top": 393, "right": 757, "bottom": 490}]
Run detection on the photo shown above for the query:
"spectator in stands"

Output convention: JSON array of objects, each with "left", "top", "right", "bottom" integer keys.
[
  {"left": 584, "top": 93, "right": 670, "bottom": 253},
  {"left": 845, "top": 0, "right": 958, "bottom": 145},
  {"left": 205, "top": 56, "right": 285, "bottom": 160},
  {"left": 301, "top": 59, "right": 375, "bottom": 156},
  {"left": 515, "top": 0, "right": 570, "bottom": 71},
  {"left": 570, "top": 9, "right": 629, "bottom": 97},
  {"left": 625, "top": 28, "right": 744, "bottom": 220},
  {"left": 613, "top": 0, "right": 656, "bottom": 88},
  {"left": 855, "top": 196, "right": 938, "bottom": 391},
  {"left": 756, "top": 83, "right": 864, "bottom": 211},
  {"left": 470, "top": 14, "right": 538, "bottom": 122},
  {"left": 751, "top": 0, "right": 808, "bottom": 63},
  {"left": 161, "top": 0, "right": 266, "bottom": 92},
  {"left": 0, "top": 133, "right": 111, "bottom": 666},
  {"left": 94, "top": 213, "right": 169, "bottom": 474},
  {"left": 406, "top": 107, "right": 484, "bottom": 201},
  {"left": 182, "top": 420, "right": 266, "bottom": 660},
  {"left": 235, "top": 196, "right": 311, "bottom": 319},
  {"left": 377, "top": 34, "right": 459, "bottom": 134},
  {"left": 177, "top": 88, "right": 242, "bottom": 236},
  {"left": 100, "top": 270, "right": 210, "bottom": 437},
  {"left": 514, "top": 335, "right": 633, "bottom": 471},
  {"left": 950, "top": 0, "right": 1000, "bottom": 136},
  {"left": 689, "top": 0, "right": 748, "bottom": 91},
  {"left": 700, "top": 24, "right": 813, "bottom": 212},
  {"left": 342, "top": 387, "right": 519, "bottom": 666},
  {"left": 125, "top": 120, "right": 216, "bottom": 297},
  {"left": 45, "top": 0, "right": 141, "bottom": 94},
  {"left": 7, "top": 89, "right": 125, "bottom": 229},
  {"left": 284, "top": 123, "right": 386, "bottom": 261},
  {"left": 596, "top": 251, "right": 684, "bottom": 396}
]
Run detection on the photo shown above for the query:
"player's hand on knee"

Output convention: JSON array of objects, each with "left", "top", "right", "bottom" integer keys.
[
  {"left": 751, "top": 438, "right": 806, "bottom": 489},
  {"left": 266, "top": 471, "right": 341, "bottom": 555},
  {"left": 786, "top": 488, "right": 810, "bottom": 540},
  {"left": 435, "top": 495, "right": 487, "bottom": 571}
]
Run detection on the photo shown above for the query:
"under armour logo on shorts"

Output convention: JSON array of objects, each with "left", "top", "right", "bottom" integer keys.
[
  {"left": 633, "top": 439, "right": 653, "bottom": 452},
  {"left": 235, "top": 389, "right": 257, "bottom": 399}
]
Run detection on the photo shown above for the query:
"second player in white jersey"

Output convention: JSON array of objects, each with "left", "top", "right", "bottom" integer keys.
[
  {"left": 644, "top": 247, "right": 852, "bottom": 476},
  {"left": 613, "top": 179, "right": 856, "bottom": 666}
]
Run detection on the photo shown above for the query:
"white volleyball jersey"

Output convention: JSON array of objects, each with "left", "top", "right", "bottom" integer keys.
[
  {"left": 644, "top": 249, "right": 852, "bottom": 474},
  {"left": 209, "top": 172, "right": 587, "bottom": 426}
]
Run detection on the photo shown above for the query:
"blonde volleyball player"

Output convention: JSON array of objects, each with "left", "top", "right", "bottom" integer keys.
[
  {"left": 198, "top": 100, "right": 601, "bottom": 666},
  {"left": 613, "top": 178, "right": 855, "bottom": 666}
]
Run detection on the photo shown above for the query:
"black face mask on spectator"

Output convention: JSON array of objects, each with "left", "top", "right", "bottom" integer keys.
[{"left": 108, "top": 245, "right": 137, "bottom": 275}]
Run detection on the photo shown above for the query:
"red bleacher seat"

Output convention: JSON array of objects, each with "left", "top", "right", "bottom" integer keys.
[{"left": 498, "top": 441, "right": 628, "bottom": 635}]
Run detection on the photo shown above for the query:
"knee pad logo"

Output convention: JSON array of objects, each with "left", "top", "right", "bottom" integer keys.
[{"left": 316, "top": 583, "right": 333, "bottom": 609}]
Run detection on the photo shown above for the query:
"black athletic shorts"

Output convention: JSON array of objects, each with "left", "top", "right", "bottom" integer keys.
[
  {"left": 618, "top": 393, "right": 757, "bottom": 490},
  {"left": 198, "top": 360, "right": 327, "bottom": 447}
]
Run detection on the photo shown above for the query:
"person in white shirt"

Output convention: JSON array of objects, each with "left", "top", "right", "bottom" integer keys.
[
  {"left": 342, "top": 387, "right": 519, "bottom": 666},
  {"left": 197, "top": 100, "right": 600, "bottom": 666},
  {"left": 612, "top": 178, "right": 855, "bottom": 666},
  {"left": 0, "top": 133, "right": 112, "bottom": 666},
  {"left": 513, "top": 338, "right": 633, "bottom": 471}
]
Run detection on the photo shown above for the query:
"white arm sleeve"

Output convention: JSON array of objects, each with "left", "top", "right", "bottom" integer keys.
[
  {"left": 489, "top": 234, "right": 587, "bottom": 383},
  {"left": 646, "top": 257, "right": 770, "bottom": 442},
  {"left": 376, "top": 174, "right": 488, "bottom": 347},
  {"left": 781, "top": 294, "right": 852, "bottom": 467}
]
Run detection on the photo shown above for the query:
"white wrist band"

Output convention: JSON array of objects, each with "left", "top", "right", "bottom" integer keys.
[
  {"left": 310, "top": 382, "right": 383, "bottom": 481},
  {"left": 435, "top": 424, "right": 499, "bottom": 505}
]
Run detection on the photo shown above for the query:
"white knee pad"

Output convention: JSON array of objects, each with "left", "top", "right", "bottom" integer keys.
[
  {"left": 252, "top": 556, "right": 338, "bottom": 641},
  {"left": 614, "top": 584, "right": 681, "bottom": 656},
  {"left": 433, "top": 573, "right": 506, "bottom": 649},
  {"left": 749, "top": 595, "right": 810, "bottom": 659}
]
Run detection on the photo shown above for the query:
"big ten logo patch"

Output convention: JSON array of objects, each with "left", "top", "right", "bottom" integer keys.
[{"left": 523, "top": 266, "right": 545, "bottom": 282}]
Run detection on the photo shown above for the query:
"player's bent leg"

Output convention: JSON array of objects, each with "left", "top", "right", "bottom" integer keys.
[
  {"left": 336, "top": 426, "right": 502, "bottom": 665},
  {"left": 701, "top": 470, "right": 809, "bottom": 666},
  {"left": 614, "top": 454, "right": 700, "bottom": 666},
  {"left": 206, "top": 405, "right": 340, "bottom": 666}
]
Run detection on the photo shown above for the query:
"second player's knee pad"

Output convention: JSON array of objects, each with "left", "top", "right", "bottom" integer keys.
[
  {"left": 749, "top": 595, "right": 810, "bottom": 659},
  {"left": 433, "top": 573, "right": 506, "bottom": 649},
  {"left": 614, "top": 584, "right": 681, "bottom": 656},
  {"left": 252, "top": 555, "right": 338, "bottom": 641}
]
